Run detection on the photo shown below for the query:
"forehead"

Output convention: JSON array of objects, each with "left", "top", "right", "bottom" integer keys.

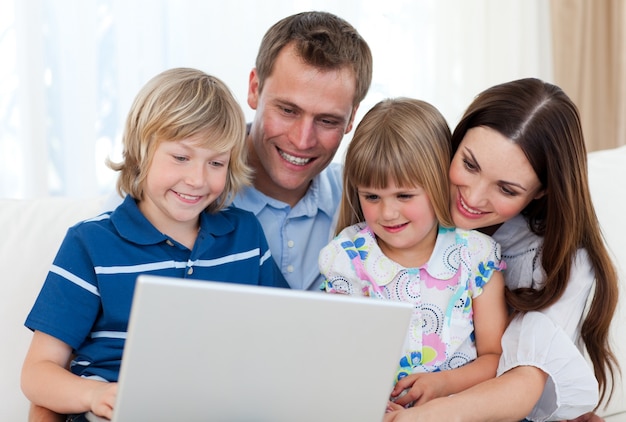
[
  {"left": 460, "top": 126, "right": 541, "bottom": 187},
  {"left": 262, "top": 45, "right": 356, "bottom": 116}
]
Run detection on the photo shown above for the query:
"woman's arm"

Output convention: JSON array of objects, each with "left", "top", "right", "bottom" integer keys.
[
  {"left": 385, "top": 365, "right": 547, "bottom": 422},
  {"left": 22, "top": 330, "right": 117, "bottom": 418},
  {"left": 391, "top": 271, "right": 508, "bottom": 405}
]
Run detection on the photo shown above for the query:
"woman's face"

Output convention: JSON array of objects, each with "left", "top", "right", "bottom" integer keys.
[{"left": 449, "top": 126, "right": 545, "bottom": 232}]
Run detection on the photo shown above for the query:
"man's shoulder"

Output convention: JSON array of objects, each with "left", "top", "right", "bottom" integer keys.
[
  {"left": 320, "top": 162, "right": 343, "bottom": 184},
  {"left": 314, "top": 161, "right": 343, "bottom": 200}
]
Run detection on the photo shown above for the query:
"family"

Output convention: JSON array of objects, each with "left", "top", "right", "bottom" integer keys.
[{"left": 21, "top": 10, "right": 619, "bottom": 422}]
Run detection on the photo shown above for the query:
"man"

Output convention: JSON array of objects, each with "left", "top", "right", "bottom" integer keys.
[{"left": 233, "top": 11, "right": 373, "bottom": 291}]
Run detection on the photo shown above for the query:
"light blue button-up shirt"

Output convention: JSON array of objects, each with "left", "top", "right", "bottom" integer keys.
[{"left": 233, "top": 162, "right": 343, "bottom": 291}]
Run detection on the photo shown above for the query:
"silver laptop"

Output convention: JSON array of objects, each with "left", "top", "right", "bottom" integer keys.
[{"left": 88, "top": 274, "right": 413, "bottom": 422}]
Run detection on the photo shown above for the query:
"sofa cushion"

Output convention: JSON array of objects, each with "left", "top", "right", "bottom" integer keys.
[{"left": 0, "top": 196, "right": 106, "bottom": 420}]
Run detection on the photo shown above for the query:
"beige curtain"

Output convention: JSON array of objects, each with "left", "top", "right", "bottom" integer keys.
[{"left": 550, "top": 0, "right": 626, "bottom": 152}]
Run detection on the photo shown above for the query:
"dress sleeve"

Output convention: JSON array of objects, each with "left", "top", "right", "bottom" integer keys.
[
  {"left": 464, "top": 230, "right": 505, "bottom": 298},
  {"left": 497, "top": 249, "right": 598, "bottom": 421},
  {"left": 318, "top": 237, "right": 368, "bottom": 296}
]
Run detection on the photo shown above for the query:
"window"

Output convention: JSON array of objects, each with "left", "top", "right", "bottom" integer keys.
[{"left": 0, "top": 0, "right": 552, "bottom": 199}]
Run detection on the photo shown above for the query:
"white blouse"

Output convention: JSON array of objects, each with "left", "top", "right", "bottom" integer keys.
[{"left": 492, "top": 215, "right": 598, "bottom": 421}]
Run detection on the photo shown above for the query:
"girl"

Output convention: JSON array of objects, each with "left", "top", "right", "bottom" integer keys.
[{"left": 319, "top": 98, "right": 508, "bottom": 406}]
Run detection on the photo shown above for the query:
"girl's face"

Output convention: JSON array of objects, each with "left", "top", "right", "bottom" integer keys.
[
  {"left": 358, "top": 180, "right": 438, "bottom": 268},
  {"left": 449, "top": 126, "right": 544, "bottom": 232},
  {"left": 139, "top": 136, "right": 230, "bottom": 238}
]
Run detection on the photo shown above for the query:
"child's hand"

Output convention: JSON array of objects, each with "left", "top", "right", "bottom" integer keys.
[
  {"left": 89, "top": 382, "right": 118, "bottom": 420},
  {"left": 389, "top": 372, "right": 447, "bottom": 407}
]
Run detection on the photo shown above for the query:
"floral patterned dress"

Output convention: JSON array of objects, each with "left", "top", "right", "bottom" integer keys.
[{"left": 319, "top": 223, "right": 505, "bottom": 382}]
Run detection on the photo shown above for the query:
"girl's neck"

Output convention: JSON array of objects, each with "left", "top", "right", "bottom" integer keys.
[{"left": 377, "top": 230, "right": 437, "bottom": 269}]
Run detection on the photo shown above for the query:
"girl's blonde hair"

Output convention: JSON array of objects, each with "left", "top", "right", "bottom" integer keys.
[
  {"left": 108, "top": 67, "right": 251, "bottom": 213},
  {"left": 336, "top": 97, "right": 453, "bottom": 234}
]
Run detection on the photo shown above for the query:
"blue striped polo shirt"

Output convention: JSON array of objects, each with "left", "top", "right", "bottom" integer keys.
[{"left": 25, "top": 195, "right": 288, "bottom": 382}]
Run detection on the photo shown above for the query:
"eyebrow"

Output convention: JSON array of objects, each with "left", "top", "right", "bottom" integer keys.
[{"left": 463, "top": 146, "right": 529, "bottom": 192}]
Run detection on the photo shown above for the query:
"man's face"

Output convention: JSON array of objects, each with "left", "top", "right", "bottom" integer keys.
[{"left": 247, "top": 43, "right": 358, "bottom": 206}]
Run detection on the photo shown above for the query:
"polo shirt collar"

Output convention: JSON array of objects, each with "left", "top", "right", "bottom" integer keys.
[
  {"left": 110, "top": 195, "right": 235, "bottom": 246},
  {"left": 234, "top": 173, "right": 334, "bottom": 218}
]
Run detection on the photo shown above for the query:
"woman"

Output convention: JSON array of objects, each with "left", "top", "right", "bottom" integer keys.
[{"left": 385, "top": 78, "right": 619, "bottom": 421}]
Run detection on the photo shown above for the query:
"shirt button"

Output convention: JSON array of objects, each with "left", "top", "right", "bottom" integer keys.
[
  {"left": 287, "top": 265, "right": 294, "bottom": 273},
  {"left": 166, "top": 239, "right": 174, "bottom": 246},
  {"left": 287, "top": 240, "right": 295, "bottom": 248},
  {"left": 187, "top": 267, "right": 194, "bottom": 275}
]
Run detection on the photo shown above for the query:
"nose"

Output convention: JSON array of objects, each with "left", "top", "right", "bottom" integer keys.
[
  {"left": 184, "top": 162, "right": 206, "bottom": 187},
  {"left": 289, "top": 117, "right": 316, "bottom": 150},
  {"left": 381, "top": 199, "right": 399, "bottom": 220},
  {"left": 461, "top": 179, "right": 489, "bottom": 208}
]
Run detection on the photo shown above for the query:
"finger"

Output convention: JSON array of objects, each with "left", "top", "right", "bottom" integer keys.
[
  {"left": 392, "top": 392, "right": 415, "bottom": 407},
  {"left": 382, "top": 409, "right": 399, "bottom": 422},
  {"left": 386, "top": 401, "right": 404, "bottom": 412}
]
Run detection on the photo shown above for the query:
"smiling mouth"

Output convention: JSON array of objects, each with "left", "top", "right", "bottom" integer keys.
[
  {"left": 279, "top": 149, "right": 312, "bottom": 166},
  {"left": 459, "top": 194, "right": 484, "bottom": 215},
  {"left": 175, "top": 191, "right": 201, "bottom": 201},
  {"left": 383, "top": 222, "right": 408, "bottom": 231}
]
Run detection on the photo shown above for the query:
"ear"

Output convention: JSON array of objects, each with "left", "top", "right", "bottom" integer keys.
[
  {"left": 247, "top": 68, "right": 260, "bottom": 110},
  {"left": 344, "top": 104, "right": 360, "bottom": 134},
  {"left": 533, "top": 189, "right": 546, "bottom": 200}
]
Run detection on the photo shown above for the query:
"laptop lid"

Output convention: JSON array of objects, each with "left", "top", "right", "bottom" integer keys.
[{"left": 105, "top": 274, "right": 413, "bottom": 422}]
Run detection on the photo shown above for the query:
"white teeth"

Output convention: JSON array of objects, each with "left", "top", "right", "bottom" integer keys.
[
  {"left": 178, "top": 192, "right": 199, "bottom": 200},
  {"left": 279, "top": 150, "right": 311, "bottom": 166},
  {"left": 460, "top": 196, "right": 482, "bottom": 215}
]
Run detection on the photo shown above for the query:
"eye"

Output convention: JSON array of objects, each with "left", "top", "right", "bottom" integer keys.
[
  {"left": 363, "top": 194, "right": 380, "bottom": 202},
  {"left": 209, "top": 161, "right": 225, "bottom": 168},
  {"left": 462, "top": 158, "right": 478, "bottom": 172},
  {"left": 280, "top": 106, "right": 296, "bottom": 115},
  {"left": 319, "top": 117, "right": 341, "bottom": 128},
  {"left": 173, "top": 155, "right": 188, "bottom": 162},
  {"left": 397, "top": 193, "right": 414, "bottom": 200},
  {"left": 499, "top": 185, "right": 517, "bottom": 196}
]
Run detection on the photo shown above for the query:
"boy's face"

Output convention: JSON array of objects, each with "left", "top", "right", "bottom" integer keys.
[
  {"left": 246, "top": 43, "right": 358, "bottom": 207},
  {"left": 139, "top": 136, "right": 230, "bottom": 238}
]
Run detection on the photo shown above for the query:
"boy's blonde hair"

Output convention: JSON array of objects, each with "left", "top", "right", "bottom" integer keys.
[
  {"left": 336, "top": 97, "right": 453, "bottom": 234},
  {"left": 108, "top": 67, "right": 250, "bottom": 213}
]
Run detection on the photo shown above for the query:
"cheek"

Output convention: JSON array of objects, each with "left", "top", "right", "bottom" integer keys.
[
  {"left": 209, "top": 170, "right": 228, "bottom": 193},
  {"left": 491, "top": 197, "right": 527, "bottom": 221},
  {"left": 260, "top": 112, "right": 281, "bottom": 139},
  {"left": 448, "top": 160, "right": 466, "bottom": 186},
  {"left": 359, "top": 200, "right": 376, "bottom": 224},
  {"left": 410, "top": 199, "right": 436, "bottom": 224}
]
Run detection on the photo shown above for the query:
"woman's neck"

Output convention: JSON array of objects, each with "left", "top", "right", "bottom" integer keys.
[{"left": 477, "top": 223, "right": 503, "bottom": 236}]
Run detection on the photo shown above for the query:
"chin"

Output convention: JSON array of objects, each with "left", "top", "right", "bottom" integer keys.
[{"left": 452, "top": 212, "right": 482, "bottom": 230}]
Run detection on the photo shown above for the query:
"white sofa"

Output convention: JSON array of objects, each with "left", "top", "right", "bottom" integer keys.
[{"left": 1, "top": 147, "right": 626, "bottom": 421}]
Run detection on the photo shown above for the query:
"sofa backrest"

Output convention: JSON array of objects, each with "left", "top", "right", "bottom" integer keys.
[{"left": 588, "top": 146, "right": 626, "bottom": 417}]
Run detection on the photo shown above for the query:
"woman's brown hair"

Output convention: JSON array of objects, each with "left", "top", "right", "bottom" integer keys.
[{"left": 451, "top": 77, "right": 620, "bottom": 405}]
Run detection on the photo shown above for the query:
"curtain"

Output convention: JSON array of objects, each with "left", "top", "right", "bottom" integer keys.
[
  {"left": 0, "top": 0, "right": 553, "bottom": 199},
  {"left": 550, "top": 0, "right": 626, "bottom": 152}
]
